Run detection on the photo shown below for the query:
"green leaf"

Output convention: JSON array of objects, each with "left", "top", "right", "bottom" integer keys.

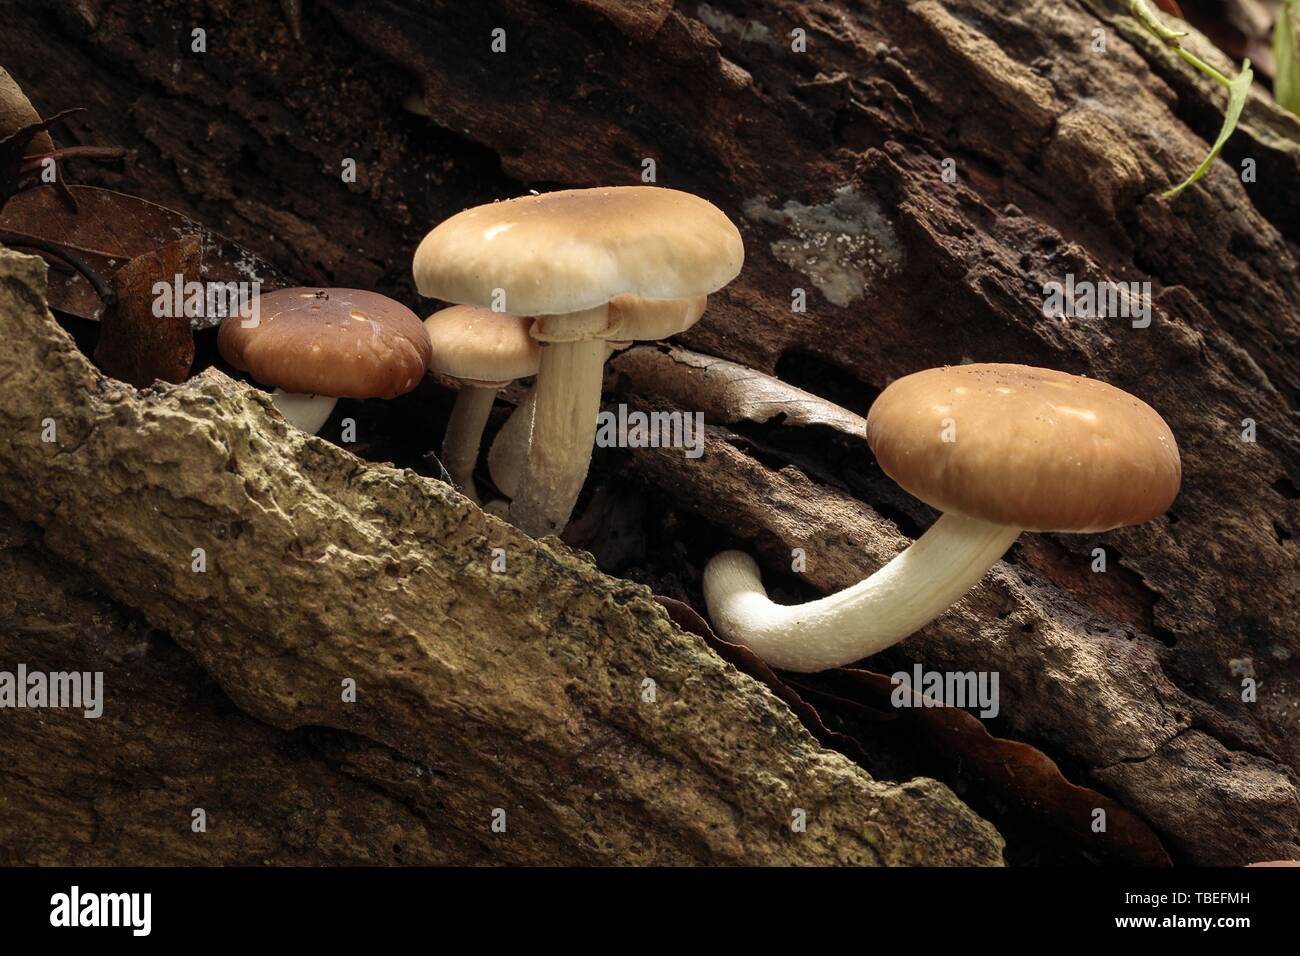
[
  {"left": 1274, "top": 0, "right": 1300, "bottom": 116},
  {"left": 1164, "top": 60, "right": 1254, "bottom": 198}
]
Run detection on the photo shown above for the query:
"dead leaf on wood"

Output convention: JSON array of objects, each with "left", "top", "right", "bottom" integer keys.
[
  {"left": 653, "top": 594, "right": 883, "bottom": 763},
  {"left": 823, "top": 669, "right": 1173, "bottom": 867},
  {"left": 94, "top": 236, "right": 200, "bottom": 387},
  {"left": 0, "top": 108, "right": 80, "bottom": 214},
  {"left": 656, "top": 596, "right": 1170, "bottom": 865},
  {"left": 610, "top": 345, "right": 867, "bottom": 440},
  {"left": 0, "top": 66, "right": 54, "bottom": 153},
  {"left": 0, "top": 185, "right": 284, "bottom": 322}
]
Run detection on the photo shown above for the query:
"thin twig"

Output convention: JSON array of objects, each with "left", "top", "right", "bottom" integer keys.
[{"left": 0, "top": 230, "right": 116, "bottom": 306}]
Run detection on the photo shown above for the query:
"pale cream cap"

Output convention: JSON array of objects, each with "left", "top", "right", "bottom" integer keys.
[
  {"left": 412, "top": 187, "right": 743, "bottom": 316},
  {"left": 866, "top": 364, "right": 1181, "bottom": 532},
  {"left": 605, "top": 294, "right": 707, "bottom": 342},
  {"left": 424, "top": 305, "right": 540, "bottom": 385}
]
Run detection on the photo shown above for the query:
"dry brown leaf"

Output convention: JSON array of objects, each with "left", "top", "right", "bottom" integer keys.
[
  {"left": 0, "top": 66, "right": 54, "bottom": 154},
  {"left": 94, "top": 236, "right": 200, "bottom": 387},
  {"left": 825, "top": 668, "right": 1172, "bottom": 866},
  {"left": 0, "top": 185, "right": 283, "bottom": 322},
  {"left": 656, "top": 593, "right": 1170, "bottom": 865},
  {"left": 610, "top": 345, "right": 867, "bottom": 440}
]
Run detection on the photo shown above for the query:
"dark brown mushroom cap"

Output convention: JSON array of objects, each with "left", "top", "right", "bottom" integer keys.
[
  {"left": 218, "top": 288, "right": 431, "bottom": 399},
  {"left": 866, "top": 364, "right": 1181, "bottom": 532}
]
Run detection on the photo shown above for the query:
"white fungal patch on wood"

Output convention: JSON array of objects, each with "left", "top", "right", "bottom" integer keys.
[
  {"left": 743, "top": 186, "right": 903, "bottom": 307},
  {"left": 695, "top": 4, "right": 777, "bottom": 46}
]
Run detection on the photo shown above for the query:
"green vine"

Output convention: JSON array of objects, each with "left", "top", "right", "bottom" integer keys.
[{"left": 1129, "top": 0, "right": 1252, "bottom": 198}]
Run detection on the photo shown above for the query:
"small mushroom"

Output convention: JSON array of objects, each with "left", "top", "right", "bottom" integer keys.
[
  {"left": 414, "top": 186, "right": 742, "bottom": 537},
  {"left": 217, "top": 288, "right": 431, "bottom": 434},
  {"left": 704, "top": 364, "right": 1182, "bottom": 673},
  {"left": 486, "top": 293, "right": 708, "bottom": 500},
  {"left": 424, "top": 304, "right": 540, "bottom": 505}
]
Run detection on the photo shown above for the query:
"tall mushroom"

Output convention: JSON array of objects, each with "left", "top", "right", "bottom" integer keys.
[
  {"left": 487, "top": 293, "right": 708, "bottom": 500},
  {"left": 218, "top": 288, "right": 431, "bottom": 434},
  {"left": 413, "top": 186, "right": 742, "bottom": 537},
  {"left": 704, "top": 364, "right": 1182, "bottom": 673},
  {"left": 424, "top": 304, "right": 539, "bottom": 505}
]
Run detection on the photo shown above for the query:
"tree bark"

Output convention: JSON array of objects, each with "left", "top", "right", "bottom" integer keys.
[{"left": 0, "top": 250, "right": 1001, "bottom": 864}]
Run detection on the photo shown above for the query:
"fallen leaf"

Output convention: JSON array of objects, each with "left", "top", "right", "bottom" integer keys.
[
  {"left": 656, "top": 595, "right": 1171, "bottom": 865},
  {"left": 609, "top": 345, "right": 868, "bottom": 440},
  {"left": 94, "top": 236, "right": 200, "bottom": 387},
  {"left": 823, "top": 668, "right": 1173, "bottom": 866},
  {"left": 0, "top": 108, "right": 80, "bottom": 214},
  {"left": 0, "top": 185, "right": 285, "bottom": 322},
  {"left": 0, "top": 66, "right": 54, "bottom": 152}
]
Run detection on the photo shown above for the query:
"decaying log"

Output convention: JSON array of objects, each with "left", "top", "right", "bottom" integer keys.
[
  {"left": 610, "top": 345, "right": 1300, "bottom": 865},
  {"left": 0, "top": 249, "right": 1002, "bottom": 864},
  {"left": 0, "top": 504, "right": 482, "bottom": 865}
]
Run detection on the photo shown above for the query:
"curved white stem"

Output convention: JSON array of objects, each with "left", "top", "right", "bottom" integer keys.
[
  {"left": 441, "top": 384, "right": 498, "bottom": 505},
  {"left": 271, "top": 389, "right": 338, "bottom": 434},
  {"left": 509, "top": 305, "right": 609, "bottom": 537},
  {"left": 488, "top": 385, "right": 535, "bottom": 499},
  {"left": 703, "top": 513, "right": 1021, "bottom": 673}
]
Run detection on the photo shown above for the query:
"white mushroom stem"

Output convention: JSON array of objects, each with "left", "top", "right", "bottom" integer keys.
[
  {"left": 490, "top": 341, "right": 620, "bottom": 501},
  {"left": 509, "top": 305, "right": 610, "bottom": 537},
  {"left": 271, "top": 389, "right": 338, "bottom": 435},
  {"left": 441, "top": 383, "right": 501, "bottom": 505},
  {"left": 703, "top": 512, "right": 1022, "bottom": 673},
  {"left": 488, "top": 384, "right": 535, "bottom": 500}
]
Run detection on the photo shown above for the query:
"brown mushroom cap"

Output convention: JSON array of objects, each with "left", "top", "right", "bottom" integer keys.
[
  {"left": 866, "top": 364, "right": 1181, "bottom": 532},
  {"left": 604, "top": 294, "right": 707, "bottom": 343},
  {"left": 424, "top": 305, "right": 540, "bottom": 385},
  {"left": 218, "top": 288, "right": 431, "bottom": 399},
  {"left": 412, "top": 186, "right": 743, "bottom": 316}
]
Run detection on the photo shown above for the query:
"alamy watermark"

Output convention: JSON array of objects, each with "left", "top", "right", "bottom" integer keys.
[
  {"left": 594, "top": 404, "right": 705, "bottom": 459},
  {"left": 891, "top": 664, "right": 999, "bottom": 719},
  {"left": 50, "top": 886, "right": 150, "bottom": 936},
  {"left": 1042, "top": 273, "right": 1151, "bottom": 328},
  {"left": 0, "top": 664, "right": 103, "bottom": 718},
  {"left": 152, "top": 275, "right": 262, "bottom": 327}
]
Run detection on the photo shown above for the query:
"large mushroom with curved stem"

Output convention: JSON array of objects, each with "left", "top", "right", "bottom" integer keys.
[
  {"left": 703, "top": 364, "right": 1182, "bottom": 673},
  {"left": 487, "top": 293, "right": 707, "bottom": 501},
  {"left": 218, "top": 288, "right": 431, "bottom": 434},
  {"left": 424, "top": 304, "right": 539, "bottom": 505},
  {"left": 413, "top": 186, "right": 742, "bottom": 538}
]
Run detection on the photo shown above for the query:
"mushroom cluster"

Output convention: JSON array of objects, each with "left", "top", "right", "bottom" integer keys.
[
  {"left": 413, "top": 186, "right": 743, "bottom": 537},
  {"left": 703, "top": 364, "right": 1182, "bottom": 673}
]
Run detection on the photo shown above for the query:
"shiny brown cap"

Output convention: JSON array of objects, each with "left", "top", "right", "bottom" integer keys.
[
  {"left": 413, "top": 186, "right": 743, "bottom": 316},
  {"left": 866, "top": 364, "right": 1181, "bottom": 532},
  {"left": 218, "top": 288, "right": 431, "bottom": 399},
  {"left": 424, "top": 305, "right": 540, "bottom": 385},
  {"left": 605, "top": 294, "right": 708, "bottom": 343}
]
